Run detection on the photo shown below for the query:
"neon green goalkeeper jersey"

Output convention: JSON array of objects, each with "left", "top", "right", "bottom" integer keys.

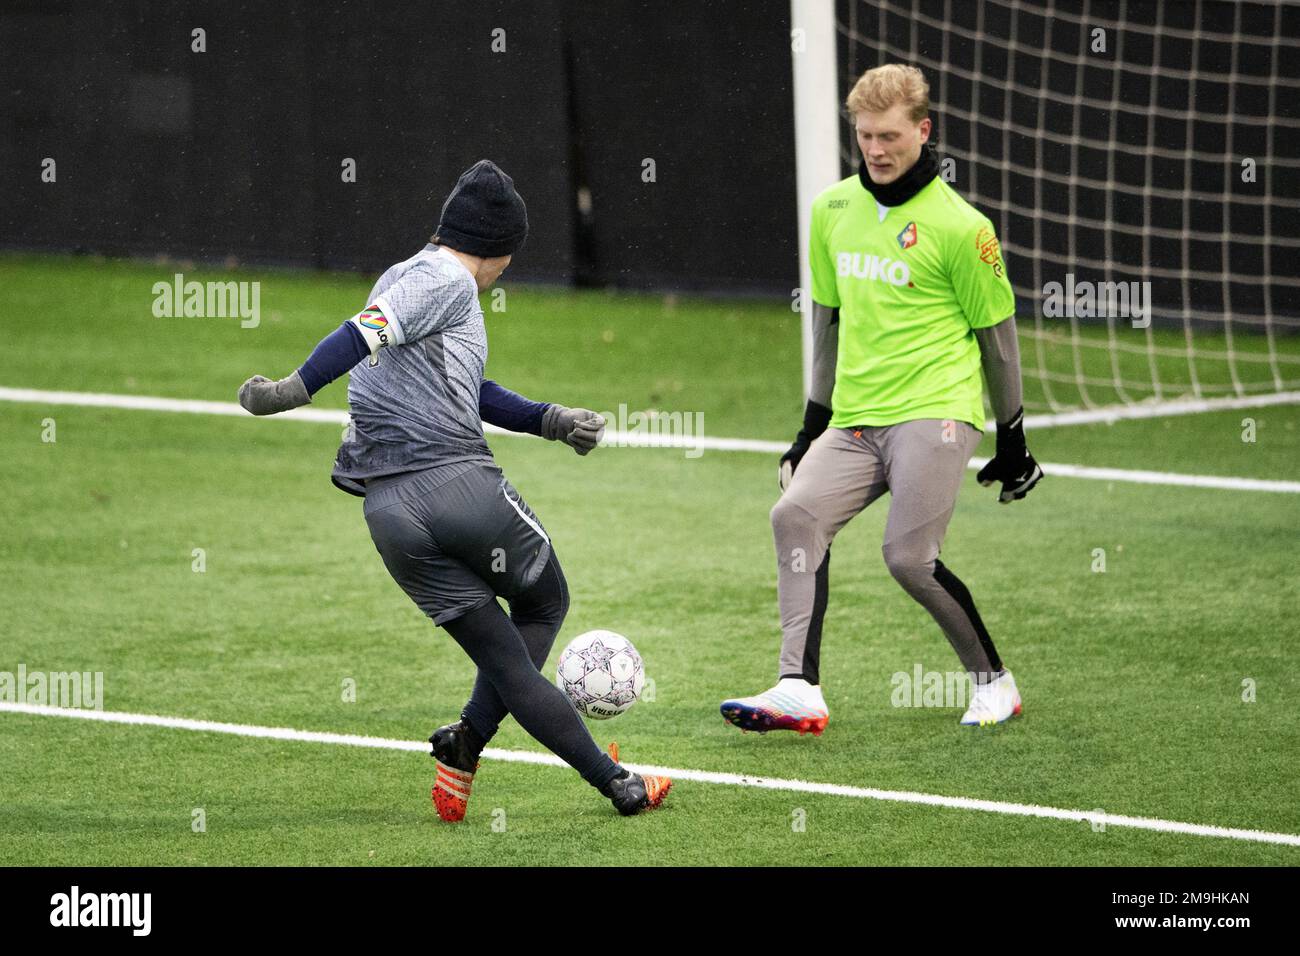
[{"left": 810, "top": 174, "right": 1015, "bottom": 431}]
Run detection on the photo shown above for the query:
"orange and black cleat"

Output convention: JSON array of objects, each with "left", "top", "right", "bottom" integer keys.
[
  {"left": 601, "top": 742, "right": 671, "bottom": 816},
  {"left": 429, "top": 720, "right": 482, "bottom": 823}
]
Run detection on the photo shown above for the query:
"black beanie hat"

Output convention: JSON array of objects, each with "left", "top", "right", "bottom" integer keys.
[{"left": 433, "top": 160, "right": 528, "bottom": 258}]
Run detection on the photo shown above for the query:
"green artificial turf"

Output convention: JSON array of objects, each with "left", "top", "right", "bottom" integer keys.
[{"left": 0, "top": 254, "right": 1297, "bottom": 866}]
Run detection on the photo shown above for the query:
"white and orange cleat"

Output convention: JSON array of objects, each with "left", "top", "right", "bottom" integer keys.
[
  {"left": 720, "top": 677, "right": 828, "bottom": 736},
  {"left": 960, "top": 670, "right": 1023, "bottom": 727}
]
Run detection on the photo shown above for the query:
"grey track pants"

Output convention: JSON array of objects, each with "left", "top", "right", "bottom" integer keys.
[{"left": 770, "top": 420, "right": 1003, "bottom": 684}]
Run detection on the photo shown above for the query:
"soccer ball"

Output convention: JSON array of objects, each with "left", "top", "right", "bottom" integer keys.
[{"left": 555, "top": 630, "right": 645, "bottom": 720}]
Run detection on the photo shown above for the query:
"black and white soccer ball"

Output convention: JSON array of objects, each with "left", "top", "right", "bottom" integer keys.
[{"left": 555, "top": 630, "right": 645, "bottom": 720}]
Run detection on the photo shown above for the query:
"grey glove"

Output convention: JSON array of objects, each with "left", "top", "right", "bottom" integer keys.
[
  {"left": 238, "top": 371, "right": 311, "bottom": 416},
  {"left": 541, "top": 404, "right": 606, "bottom": 455}
]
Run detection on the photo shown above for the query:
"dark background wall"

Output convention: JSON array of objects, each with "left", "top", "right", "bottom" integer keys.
[
  {"left": 0, "top": 0, "right": 800, "bottom": 293},
  {"left": 2, "top": 0, "right": 1295, "bottom": 320}
]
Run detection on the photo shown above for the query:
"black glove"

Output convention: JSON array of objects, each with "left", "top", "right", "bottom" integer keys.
[
  {"left": 779, "top": 400, "right": 832, "bottom": 491},
  {"left": 976, "top": 407, "right": 1043, "bottom": 503}
]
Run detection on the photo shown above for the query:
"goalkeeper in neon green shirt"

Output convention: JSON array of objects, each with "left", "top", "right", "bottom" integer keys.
[{"left": 722, "top": 64, "right": 1042, "bottom": 733}]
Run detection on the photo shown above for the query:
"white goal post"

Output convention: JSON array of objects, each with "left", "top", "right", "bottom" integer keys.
[{"left": 790, "top": 0, "right": 841, "bottom": 402}]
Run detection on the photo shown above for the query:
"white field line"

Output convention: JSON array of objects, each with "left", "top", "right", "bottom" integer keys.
[
  {"left": 3, "top": 701, "right": 1298, "bottom": 848},
  {"left": 965, "top": 457, "right": 1300, "bottom": 494},
  {"left": 1022, "top": 390, "right": 1300, "bottom": 428},
  {"left": 2, "top": 386, "right": 1298, "bottom": 494}
]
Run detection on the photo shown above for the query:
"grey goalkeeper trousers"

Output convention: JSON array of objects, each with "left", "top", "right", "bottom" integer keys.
[{"left": 770, "top": 420, "right": 1003, "bottom": 684}]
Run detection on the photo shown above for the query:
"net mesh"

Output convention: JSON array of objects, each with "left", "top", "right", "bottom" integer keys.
[{"left": 837, "top": 0, "right": 1300, "bottom": 412}]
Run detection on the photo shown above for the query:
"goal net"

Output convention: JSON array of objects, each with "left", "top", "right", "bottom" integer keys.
[{"left": 822, "top": 0, "right": 1300, "bottom": 415}]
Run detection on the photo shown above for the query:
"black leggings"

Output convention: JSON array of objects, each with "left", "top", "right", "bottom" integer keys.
[{"left": 444, "top": 553, "right": 619, "bottom": 790}]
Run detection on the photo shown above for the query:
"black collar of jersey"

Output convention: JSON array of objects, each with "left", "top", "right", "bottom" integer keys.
[{"left": 857, "top": 143, "right": 940, "bottom": 207}]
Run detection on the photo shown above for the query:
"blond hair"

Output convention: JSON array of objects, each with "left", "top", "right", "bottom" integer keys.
[{"left": 845, "top": 64, "right": 930, "bottom": 122}]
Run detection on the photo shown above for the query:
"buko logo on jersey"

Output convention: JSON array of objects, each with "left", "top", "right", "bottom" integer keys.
[{"left": 836, "top": 252, "right": 911, "bottom": 286}]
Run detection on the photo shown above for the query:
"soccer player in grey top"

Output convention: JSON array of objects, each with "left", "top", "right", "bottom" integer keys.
[{"left": 238, "top": 160, "right": 670, "bottom": 819}]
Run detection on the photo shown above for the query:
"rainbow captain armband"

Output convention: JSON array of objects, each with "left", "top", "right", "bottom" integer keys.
[{"left": 349, "top": 304, "right": 400, "bottom": 360}]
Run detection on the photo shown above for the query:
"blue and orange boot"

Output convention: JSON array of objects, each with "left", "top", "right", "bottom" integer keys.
[
  {"left": 429, "top": 720, "right": 483, "bottom": 822},
  {"left": 720, "top": 677, "right": 829, "bottom": 736}
]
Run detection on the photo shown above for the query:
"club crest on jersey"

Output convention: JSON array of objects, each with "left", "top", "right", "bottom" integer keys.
[
  {"left": 975, "top": 226, "right": 1004, "bottom": 276},
  {"left": 897, "top": 222, "right": 918, "bottom": 250},
  {"left": 836, "top": 252, "right": 911, "bottom": 286}
]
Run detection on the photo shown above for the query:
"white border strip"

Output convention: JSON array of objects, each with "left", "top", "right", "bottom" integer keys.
[
  {"left": 1, "top": 386, "right": 1297, "bottom": 493},
  {"left": 3, "top": 701, "right": 1297, "bottom": 848}
]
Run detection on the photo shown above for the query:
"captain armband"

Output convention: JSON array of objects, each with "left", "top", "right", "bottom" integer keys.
[{"left": 348, "top": 305, "right": 399, "bottom": 363}]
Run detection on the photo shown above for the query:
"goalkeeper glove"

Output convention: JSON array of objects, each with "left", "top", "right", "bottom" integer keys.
[
  {"left": 976, "top": 407, "right": 1043, "bottom": 503},
  {"left": 779, "top": 400, "right": 832, "bottom": 491},
  {"left": 238, "top": 371, "right": 311, "bottom": 416},
  {"left": 541, "top": 404, "right": 606, "bottom": 455}
]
